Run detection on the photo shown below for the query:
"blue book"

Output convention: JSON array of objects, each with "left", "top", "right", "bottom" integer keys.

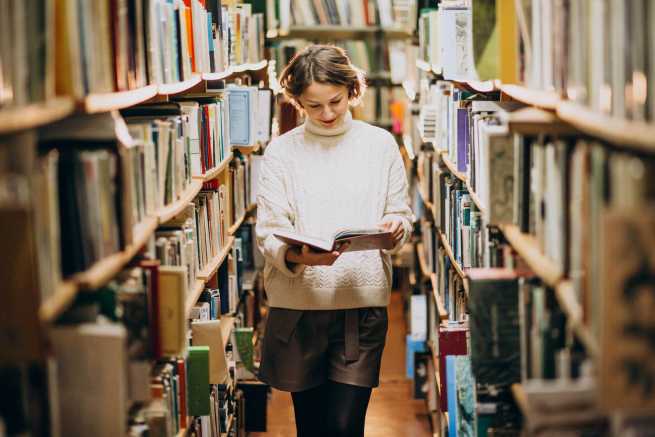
[
  {"left": 228, "top": 88, "right": 251, "bottom": 145},
  {"left": 446, "top": 355, "right": 458, "bottom": 437},
  {"left": 456, "top": 108, "right": 468, "bottom": 173}
]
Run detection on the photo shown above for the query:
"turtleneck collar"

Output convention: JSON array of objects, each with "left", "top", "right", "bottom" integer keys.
[{"left": 303, "top": 110, "right": 353, "bottom": 137}]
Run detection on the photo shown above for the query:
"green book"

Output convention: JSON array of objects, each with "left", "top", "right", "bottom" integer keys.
[{"left": 187, "top": 346, "right": 210, "bottom": 416}]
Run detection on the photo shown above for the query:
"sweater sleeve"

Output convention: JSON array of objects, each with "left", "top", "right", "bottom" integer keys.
[
  {"left": 381, "top": 139, "right": 415, "bottom": 255},
  {"left": 255, "top": 146, "right": 305, "bottom": 278}
]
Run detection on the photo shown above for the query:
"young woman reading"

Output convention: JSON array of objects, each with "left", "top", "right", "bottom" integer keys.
[{"left": 255, "top": 44, "right": 413, "bottom": 437}]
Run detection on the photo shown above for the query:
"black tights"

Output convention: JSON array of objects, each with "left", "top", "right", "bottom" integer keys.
[{"left": 291, "top": 381, "right": 372, "bottom": 437}]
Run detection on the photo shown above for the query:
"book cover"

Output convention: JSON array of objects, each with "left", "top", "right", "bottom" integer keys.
[
  {"left": 187, "top": 346, "right": 211, "bottom": 416},
  {"left": 467, "top": 268, "right": 520, "bottom": 386},
  {"left": 158, "top": 265, "right": 188, "bottom": 356}
]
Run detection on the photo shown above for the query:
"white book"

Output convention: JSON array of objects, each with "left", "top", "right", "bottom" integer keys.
[{"left": 51, "top": 323, "right": 128, "bottom": 437}]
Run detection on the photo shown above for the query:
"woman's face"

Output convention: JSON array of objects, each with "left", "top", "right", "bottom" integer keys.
[{"left": 298, "top": 82, "right": 349, "bottom": 129}]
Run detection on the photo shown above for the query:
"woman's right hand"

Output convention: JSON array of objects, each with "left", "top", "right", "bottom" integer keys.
[{"left": 285, "top": 243, "right": 349, "bottom": 267}]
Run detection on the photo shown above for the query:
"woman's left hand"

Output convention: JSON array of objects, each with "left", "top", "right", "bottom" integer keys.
[{"left": 378, "top": 218, "right": 405, "bottom": 246}]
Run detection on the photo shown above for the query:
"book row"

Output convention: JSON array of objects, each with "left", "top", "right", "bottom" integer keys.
[
  {"left": 409, "top": 80, "right": 655, "bottom": 434},
  {"left": 0, "top": 0, "right": 266, "bottom": 108},
  {"left": 417, "top": 1, "right": 655, "bottom": 122},
  {"left": 272, "top": 0, "right": 416, "bottom": 31},
  {"left": 3, "top": 220, "right": 264, "bottom": 436},
  {"left": 0, "top": 101, "right": 266, "bottom": 304}
]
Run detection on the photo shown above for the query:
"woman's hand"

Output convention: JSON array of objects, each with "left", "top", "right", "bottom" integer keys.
[
  {"left": 286, "top": 242, "right": 349, "bottom": 267},
  {"left": 378, "top": 218, "right": 405, "bottom": 247}
]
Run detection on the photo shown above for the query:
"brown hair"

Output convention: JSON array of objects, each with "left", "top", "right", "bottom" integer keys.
[{"left": 279, "top": 44, "right": 367, "bottom": 109}]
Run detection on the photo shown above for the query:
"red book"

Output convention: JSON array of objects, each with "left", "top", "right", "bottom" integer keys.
[
  {"left": 438, "top": 323, "right": 468, "bottom": 411},
  {"left": 177, "top": 358, "right": 188, "bottom": 428},
  {"left": 139, "top": 259, "right": 162, "bottom": 359}
]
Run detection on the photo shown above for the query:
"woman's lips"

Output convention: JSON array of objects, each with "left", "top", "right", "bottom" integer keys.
[{"left": 321, "top": 118, "right": 337, "bottom": 125}]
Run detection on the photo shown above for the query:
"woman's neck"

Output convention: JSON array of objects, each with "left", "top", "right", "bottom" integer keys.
[{"left": 304, "top": 111, "right": 353, "bottom": 137}]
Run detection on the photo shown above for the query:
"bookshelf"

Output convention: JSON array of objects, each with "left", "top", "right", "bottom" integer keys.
[
  {"left": 0, "top": 97, "right": 75, "bottom": 135},
  {"left": 202, "top": 60, "right": 268, "bottom": 81},
  {"left": 186, "top": 279, "right": 207, "bottom": 318},
  {"left": 75, "top": 216, "right": 159, "bottom": 289},
  {"left": 220, "top": 315, "right": 236, "bottom": 348},
  {"left": 438, "top": 153, "right": 486, "bottom": 214},
  {"left": 233, "top": 142, "right": 262, "bottom": 154},
  {"left": 557, "top": 101, "right": 655, "bottom": 154},
  {"left": 196, "top": 155, "right": 233, "bottom": 182},
  {"left": 158, "top": 74, "right": 203, "bottom": 95},
  {"left": 157, "top": 180, "right": 204, "bottom": 224},
  {"left": 416, "top": 243, "right": 432, "bottom": 278},
  {"left": 430, "top": 273, "right": 448, "bottom": 321},
  {"left": 498, "top": 84, "right": 561, "bottom": 111},
  {"left": 39, "top": 281, "right": 78, "bottom": 323},
  {"left": 229, "top": 213, "right": 247, "bottom": 236},
  {"left": 275, "top": 25, "right": 412, "bottom": 40},
  {"left": 83, "top": 85, "right": 159, "bottom": 113},
  {"left": 197, "top": 236, "right": 236, "bottom": 280},
  {"left": 498, "top": 224, "right": 563, "bottom": 287},
  {"left": 437, "top": 232, "right": 466, "bottom": 285},
  {"left": 554, "top": 281, "right": 599, "bottom": 357},
  {"left": 507, "top": 107, "right": 577, "bottom": 136},
  {"left": 511, "top": 383, "right": 529, "bottom": 417}
]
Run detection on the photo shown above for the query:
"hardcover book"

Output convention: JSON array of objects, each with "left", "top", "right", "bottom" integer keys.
[{"left": 273, "top": 228, "right": 394, "bottom": 252}]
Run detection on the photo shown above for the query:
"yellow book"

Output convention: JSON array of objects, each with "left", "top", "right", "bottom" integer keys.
[
  {"left": 158, "top": 266, "right": 188, "bottom": 356},
  {"left": 497, "top": 0, "right": 519, "bottom": 84}
]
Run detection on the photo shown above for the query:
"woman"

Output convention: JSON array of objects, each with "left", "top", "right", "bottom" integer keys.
[{"left": 255, "top": 44, "right": 413, "bottom": 437}]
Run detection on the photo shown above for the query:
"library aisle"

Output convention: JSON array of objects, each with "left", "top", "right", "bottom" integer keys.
[{"left": 251, "top": 291, "right": 432, "bottom": 437}]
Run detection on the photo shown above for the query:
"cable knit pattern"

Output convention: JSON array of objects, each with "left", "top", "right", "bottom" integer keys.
[{"left": 255, "top": 111, "right": 414, "bottom": 310}]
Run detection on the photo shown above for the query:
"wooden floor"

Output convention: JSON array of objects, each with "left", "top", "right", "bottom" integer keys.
[{"left": 250, "top": 291, "right": 433, "bottom": 437}]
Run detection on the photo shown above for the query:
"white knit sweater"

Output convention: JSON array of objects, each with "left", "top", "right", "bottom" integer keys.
[{"left": 255, "top": 111, "right": 414, "bottom": 310}]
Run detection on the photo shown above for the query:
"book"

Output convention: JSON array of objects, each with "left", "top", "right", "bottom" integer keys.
[{"left": 273, "top": 228, "right": 394, "bottom": 252}]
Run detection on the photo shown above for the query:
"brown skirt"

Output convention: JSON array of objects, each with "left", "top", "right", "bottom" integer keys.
[{"left": 258, "top": 307, "right": 388, "bottom": 392}]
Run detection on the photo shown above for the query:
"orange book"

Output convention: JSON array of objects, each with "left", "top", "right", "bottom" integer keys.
[{"left": 183, "top": 2, "right": 196, "bottom": 72}]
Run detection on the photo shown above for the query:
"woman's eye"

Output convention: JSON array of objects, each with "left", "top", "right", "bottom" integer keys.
[
  {"left": 330, "top": 99, "right": 341, "bottom": 105},
  {"left": 310, "top": 105, "right": 320, "bottom": 109}
]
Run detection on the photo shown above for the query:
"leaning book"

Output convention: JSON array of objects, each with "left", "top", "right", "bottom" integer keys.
[{"left": 274, "top": 229, "right": 395, "bottom": 252}]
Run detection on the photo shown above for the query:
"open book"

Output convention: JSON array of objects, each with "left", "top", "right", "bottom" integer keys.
[{"left": 274, "top": 229, "right": 395, "bottom": 253}]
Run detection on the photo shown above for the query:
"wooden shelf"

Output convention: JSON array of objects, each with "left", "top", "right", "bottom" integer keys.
[
  {"left": 231, "top": 60, "right": 268, "bottom": 73},
  {"left": 73, "top": 216, "right": 159, "bottom": 290},
  {"left": 453, "top": 79, "right": 498, "bottom": 94},
  {"left": 416, "top": 59, "right": 431, "bottom": 73},
  {"left": 232, "top": 143, "right": 261, "bottom": 154},
  {"left": 511, "top": 383, "right": 529, "bottom": 417},
  {"left": 158, "top": 180, "right": 203, "bottom": 223},
  {"left": 507, "top": 107, "right": 578, "bottom": 136},
  {"left": 499, "top": 84, "right": 561, "bottom": 111},
  {"left": 555, "top": 281, "right": 599, "bottom": 357},
  {"left": 158, "top": 74, "right": 202, "bottom": 95},
  {"left": 202, "top": 60, "right": 268, "bottom": 81},
  {"left": 195, "top": 155, "right": 232, "bottom": 182},
  {"left": 185, "top": 279, "right": 207, "bottom": 317},
  {"left": 0, "top": 97, "right": 75, "bottom": 135},
  {"left": 437, "top": 232, "right": 467, "bottom": 282},
  {"left": 39, "top": 281, "right": 78, "bottom": 322},
  {"left": 499, "top": 224, "right": 563, "bottom": 287},
  {"left": 430, "top": 273, "right": 448, "bottom": 321},
  {"left": 557, "top": 101, "right": 655, "bottom": 154},
  {"left": 416, "top": 243, "right": 432, "bottom": 278},
  {"left": 439, "top": 153, "right": 466, "bottom": 183},
  {"left": 83, "top": 84, "right": 159, "bottom": 113},
  {"left": 220, "top": 316, "right": 235, "bottom": 349},
  {"left": 197, "top": 236, "right": 234, "bottom": 280},
  {"left": 275, "top": 26, "right": 412, "bottom": 40},
  {"left": 229, "top": 212, "right": 246, "bottom": 235}
]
